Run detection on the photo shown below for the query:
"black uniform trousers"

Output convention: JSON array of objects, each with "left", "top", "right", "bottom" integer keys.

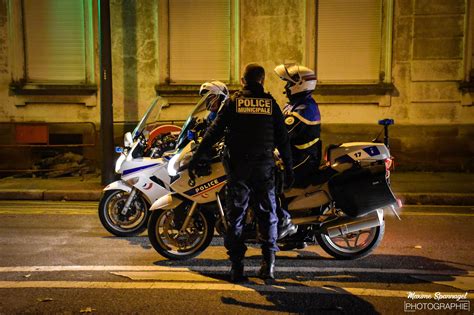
[
  {"left": 224, "top": 156, "right": 279, "bottom": 263},
  {"left": 293, "top": 141, "right": 322, "bottom": 188}
]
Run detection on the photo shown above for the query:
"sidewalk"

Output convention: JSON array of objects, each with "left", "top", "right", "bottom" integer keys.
[
  {"left": 0, "top": 172, "right": 472, "bottom": 205},
  {"left": 0, "top": 174, "right": 103, "bottom": 201}
]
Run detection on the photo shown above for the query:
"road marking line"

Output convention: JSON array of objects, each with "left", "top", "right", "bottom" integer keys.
[
  {"left": 0, "top": 281, "right": 472, "bottom": 298},
  {"left": 111, "top": 271, "right": 221, "bottom": 282},
  {"left": 403, "top": 205, "right": 474, "bottom": 208},
  {"left": 0, "top": 205, "right": 96, "bottom": 209},
  {"left": 0, "top": 206, "right": 97, "bottom": 209},
  {"left": 400, "top": 212, "right": 474, "bottom": 217},
  {"left": 0, "top": 210, "right": 96, "bottom": 215},
  {"left": 0, "top": 265, "right": 472, "bottom": 276},
  {"left": 0, "top": 201, "right": 98, "bottom": 206},
  {"left": 411, "top": 275, "right": 474, "bottom": 291}
]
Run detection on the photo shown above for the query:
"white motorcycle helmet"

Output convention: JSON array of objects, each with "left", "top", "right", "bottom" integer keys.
[
  {"left": 199, "top": 81, "right": 229, "bottom": 112},
  {"left": 274, "top": 64, "right": 317, "bottom": 98}
]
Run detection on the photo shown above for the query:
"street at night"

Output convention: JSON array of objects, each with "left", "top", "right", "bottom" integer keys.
[
  {"left": 0, "top": 0, "right": 473, "bottom": 314},
  {"left": 0, "top": 200, "right": 472, "bottom": 314}
]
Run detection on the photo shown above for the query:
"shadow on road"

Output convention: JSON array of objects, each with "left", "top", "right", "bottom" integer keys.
[
  {"left": 150, "top": 253, "right": 469, "bottom": 314},
  {"left": 101, "top": 235, "right": 152, "bottom": 250}
]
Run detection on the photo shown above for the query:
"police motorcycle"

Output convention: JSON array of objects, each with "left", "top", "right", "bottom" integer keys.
[
  {"left": 147, "top": 119, "right": 401, "bottom": 260},
  {"left": 99, "top": 87, "right": 227, "bottom": 237},
  {"left": 99, "top": 97, "right": 177, "bottom": 236}
]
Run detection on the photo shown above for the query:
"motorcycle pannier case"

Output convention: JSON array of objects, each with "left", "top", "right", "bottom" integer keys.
[{"left": 328, "top": 165, "right": 396, "bottom": 217}]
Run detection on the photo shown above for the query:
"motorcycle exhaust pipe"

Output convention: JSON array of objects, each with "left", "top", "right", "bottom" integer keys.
[{"left": 320, "top": 210, "right": 384, "bottom": 238}]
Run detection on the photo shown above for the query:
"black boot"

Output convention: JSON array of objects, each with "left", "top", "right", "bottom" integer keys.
[
  {"left": 278, "top": 218, "right": 298, "bottom": 240},
  {"left": 230, "top": 262, "right": 246, "bottom": 283},
  {"left": 258, "top": 251, "right": 275, "bottom": 280}
]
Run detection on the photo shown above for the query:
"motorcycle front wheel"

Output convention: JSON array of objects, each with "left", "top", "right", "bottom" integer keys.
[
  {"left": 148, "top": 204, "right": 215, "bottom": 260},
  {"left": 315, "top": 220, "right": 385, "bottom": 260},
  {"left": 98, "top": 189, "right": 150, "bottom": 237}
]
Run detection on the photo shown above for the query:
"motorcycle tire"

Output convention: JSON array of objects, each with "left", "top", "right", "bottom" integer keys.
[
  {"left": 315, "top": 221, "right": 385, "bottom": 260},
  {"left": 148, "top": 206, "right": 215, "bottom": 260},
  {"left": 98, "top": 189, "right": 150, "bottom": 237}
]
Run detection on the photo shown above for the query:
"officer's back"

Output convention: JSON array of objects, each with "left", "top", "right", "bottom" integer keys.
[{"left": 225, "top": 83, "right": 280, "bottom": 159}]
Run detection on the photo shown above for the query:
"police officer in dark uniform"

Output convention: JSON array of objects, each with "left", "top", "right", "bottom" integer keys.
[
  {"left": 274, "top": 63, "right": 321, "bottom": 188},
  {"left": 189, "top": 63, "right": 293, "bottom": 282},
  {"left": 273, "top": 64, "right": 321, "bottom": 247}
]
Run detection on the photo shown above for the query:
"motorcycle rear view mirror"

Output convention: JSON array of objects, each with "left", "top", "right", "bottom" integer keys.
[{"left": 124, "top": 132, "right": 133, "bottom": 148}]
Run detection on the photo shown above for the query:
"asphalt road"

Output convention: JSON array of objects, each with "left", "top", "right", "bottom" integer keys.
[{"left": 0, "top": 201, "right": 473, "bottom": 314}]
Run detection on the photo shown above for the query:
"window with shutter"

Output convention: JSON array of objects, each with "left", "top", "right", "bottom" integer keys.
[
  {"left": 169, "top": 0, "right": 231, "bottom": 83},
  {"left": 23, "top": 0, "right": 87, "bottom": 83},
  {"left": 471, "top": 0, "right": 474, "bottom": 80},
  {"left": 9, "top": 0, "right": 94, "bottom": 88},
  {"left": 316, "top": 0, "right": 384, "bottom": 83}
]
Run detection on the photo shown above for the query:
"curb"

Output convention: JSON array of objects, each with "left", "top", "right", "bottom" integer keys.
[
  {"left": 0, "top": 189, "right": 45, "bottom": 200},
  {"left": 43, "top": 190, "right": 103, "bottom": 201},
  {"left": 0, "top": 189, "right": 102, "bottom": 201}
]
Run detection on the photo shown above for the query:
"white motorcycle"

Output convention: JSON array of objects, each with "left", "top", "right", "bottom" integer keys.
[
  {"left": 147, "top": 119, "right": 401, "bottom": 260},
  {"left": 99, "top": 94, "right": 218, "bottom": 236}
]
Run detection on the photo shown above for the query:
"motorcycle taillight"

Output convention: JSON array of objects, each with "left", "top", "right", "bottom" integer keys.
[
  {"left": 396, "top": 198, "right": 403, "bottom": 209},
  {"left": 385, "top": 157, "right": 393, "bottom": 171}
]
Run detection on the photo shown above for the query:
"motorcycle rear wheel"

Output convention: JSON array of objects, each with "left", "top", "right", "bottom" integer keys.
[
  {"left": 316, "top": 220, "right": 385, "bottom": 260},
  {"left": 148, "top": 205, "right": 215, "bottom": 260},
  {"left": 98, "top": 189, "right": 150, "bottom": 237}
]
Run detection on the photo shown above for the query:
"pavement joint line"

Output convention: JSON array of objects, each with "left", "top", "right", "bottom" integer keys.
[
  {"left": 0, "top": 280, "right": 472, "bottom": 298},
  {"left": 0, "top": 266, "right": 472, "bottom": 276}
]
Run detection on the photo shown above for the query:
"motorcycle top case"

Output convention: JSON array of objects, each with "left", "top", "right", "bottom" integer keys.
[{"left": 328, "top": 165, "right": 396, "bottom": 217}]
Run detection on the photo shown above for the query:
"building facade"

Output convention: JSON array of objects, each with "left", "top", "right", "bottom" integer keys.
[{"left": 0, "top": 0, "right": 473, "bottom": 173}]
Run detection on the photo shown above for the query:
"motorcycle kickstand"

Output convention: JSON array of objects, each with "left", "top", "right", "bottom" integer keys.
[
  {"left": 389, "top": 204, "right": 402, "bottom": 221},
  {"left": 120, "top": 187, "right": 138, "bottom": 216},
  {"left": 179, "top": 201, "right": 198, "bottom": 234}
]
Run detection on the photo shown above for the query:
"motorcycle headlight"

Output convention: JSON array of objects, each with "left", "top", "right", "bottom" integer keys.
[
  {"left": 167, "top": 153, "right": 180, "bottom": 176},
  {"left": 124, "top": 132, "right": 133, "bottom": 148},
  {"left": 125, "top": 177, "right": 140, "bottom": 186}
]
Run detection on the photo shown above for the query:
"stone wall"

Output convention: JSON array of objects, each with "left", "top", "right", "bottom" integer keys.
[
  {"left": 0, "top": 0, "right": 472, "bottom": 172},
  {"left": 322, "top": 123, "right": 474, "bottom": 172}
]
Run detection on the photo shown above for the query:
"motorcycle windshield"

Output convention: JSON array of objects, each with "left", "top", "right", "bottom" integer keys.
[
  {"left": 175, "top": 91, "right": 213, "bottom": 149},
  {"left": 131, "top": 96, "right": 167, "bottom": 140}
]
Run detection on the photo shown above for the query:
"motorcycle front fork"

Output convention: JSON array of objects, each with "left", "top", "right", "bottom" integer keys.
[
  {"left": 178, "top": 193, "right": 228, "bottom": 234},
  {"left": 120, "top": 187, "right": 138, "bottom": 215},
  {"left": 178, "top": 202, "right": 198, "bottom": 234}
]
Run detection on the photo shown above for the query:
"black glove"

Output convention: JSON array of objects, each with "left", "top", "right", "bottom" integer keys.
[
  {"left": 188, "top": 158, "right": 197, "bottom": 181},
  {"left": 188, "top": 157, "right": 211, "bottom": 179},
  {"left": 284, "top": 168, "right": 295, "bottom": 189}
]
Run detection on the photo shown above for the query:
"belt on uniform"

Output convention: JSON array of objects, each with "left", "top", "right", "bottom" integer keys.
[{"left": 294, "top": 137, "right": 319, "bottom": 150}]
